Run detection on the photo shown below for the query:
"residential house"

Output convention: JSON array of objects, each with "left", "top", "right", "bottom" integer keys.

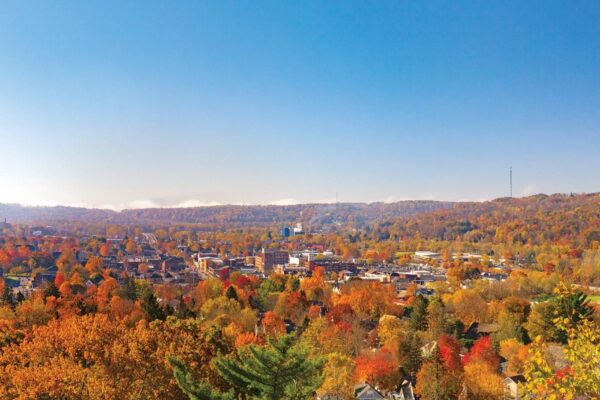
[
  {"left": 503, "top": 375, "right": 526, "bottom": 400},
  {"left": 354, "top": 383, "right": 385, "bottom": 400}
]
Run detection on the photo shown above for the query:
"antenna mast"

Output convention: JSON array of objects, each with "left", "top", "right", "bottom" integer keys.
[{"left": 510, "top": 166, "right": 513, "bottom": 198}]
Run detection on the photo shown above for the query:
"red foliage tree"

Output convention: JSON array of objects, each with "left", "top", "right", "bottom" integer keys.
[
  {"left": 261, "top": 311, "right": 286, "bottom": 337},
  {"left": 354, "top": 348, "right": 397, "bottom": 386},
  {"left": 438, "top": 335, "right": 463, "bottom": 371},
  {"left": 463, "top": 336, "right": 500, "bottom": 369},
  {"left": 54, "top": 272, "right": 66, "bottom": 287},
  {"left": 328, "top": 303, "right": 355, "bottom": 324}
]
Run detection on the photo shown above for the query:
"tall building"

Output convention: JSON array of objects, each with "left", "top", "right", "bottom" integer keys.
[{"left": 255, "top": 248, "right": 289, "bottom": 274}]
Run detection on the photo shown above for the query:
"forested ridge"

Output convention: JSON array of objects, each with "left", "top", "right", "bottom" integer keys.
[{"left": 0, "top": 200, "right": 451, "bottom": 227}]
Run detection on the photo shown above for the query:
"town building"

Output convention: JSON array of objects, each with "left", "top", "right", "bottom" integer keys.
[{"left": 255, "top": 248, "right": 289, "bottom": 274}]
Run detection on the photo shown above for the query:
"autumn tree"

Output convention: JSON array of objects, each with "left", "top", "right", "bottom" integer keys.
[
  {"left": 549, "top": 283, "right": 594, "bottom": 343},
  {"left": 377, "top": 314, "right": 404, "bottom": 347},
  {"left": 261, "top": 311, "right": 286, "bottom": 337},
  {"left": 354, "top": 347, "right": 399, "bottom": 390},
  {"left": 445, "top": 288, "right": 488, "bottom": 326},
  {"left": 499, "top": 338, "right": 528, "bottom": 375},
  {"left": 318, "top": 352, "right": 355, "bottom": 400},
  {"left": 462, "top": 336, "right": 503, "bottom": 399},
  {"left": 523, "top": 318, "right": 600, "bottom": 398},
  {"left": 415, "top": 348, "right": 462, "bottom": 400},
  {"left": 493, "top": 296, "right": 530, "bottom": 344}
]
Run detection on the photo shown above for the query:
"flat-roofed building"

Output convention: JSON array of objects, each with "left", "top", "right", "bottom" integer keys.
[{"left": 255, "top": 248, "right": 289, "bottom": 274}]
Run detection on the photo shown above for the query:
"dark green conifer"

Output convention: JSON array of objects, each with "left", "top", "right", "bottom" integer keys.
[
  {"left": 169, "top": 357, "right": 234, "bottom": 400},
  {"left": 215, "top": 333, "right": 325, "bottom": 400},
  {"left": 225, "top": 285, "right": 238, "bottom": 301}
]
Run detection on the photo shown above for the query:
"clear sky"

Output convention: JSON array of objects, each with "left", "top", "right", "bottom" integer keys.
[{"left": 0, "top": 1, "right": 599, "bottom": 209}]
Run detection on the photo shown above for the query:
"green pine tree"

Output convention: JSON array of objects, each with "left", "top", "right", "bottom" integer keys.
[
  {"left": 140, "top": 286, "right": 165, "bottom": 321},
  {"left": 398, "top": 330, "right": 424, "bottom": 377},
  {"left": 409, "top": 294, "right": 429, "bottom": 331},
  {"left": 169, "top": 357, "right": 234, "bottom": 400},
  {"left": 124, "top": 275, "right": 137, "bottom": 300},
  {"left": 43, "top": 280, "right": 60, "bottom": 299},
  {"left": 1, "top": 285, "right": 15, "bottom": 308},
  {"left": 215, "top": 333, "right": 325, "bottom": 400},
  {"left": 225, "top": 285, "right": 238, "bottom": 301},
  {"left": 551, "top": 284, "right": 594, "bottom": 343}
]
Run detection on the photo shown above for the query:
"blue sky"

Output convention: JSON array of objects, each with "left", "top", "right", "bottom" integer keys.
[{"left": 0, "top": 1, "right": 598, "bottom": 209}]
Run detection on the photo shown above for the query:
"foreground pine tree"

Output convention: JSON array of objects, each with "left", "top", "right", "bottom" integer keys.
[
  {"left": 216, "top": 333, "right": 325, "bottom": 400},
  {"left": 169, "top": 357, "right": 234, "bottom": 400}
]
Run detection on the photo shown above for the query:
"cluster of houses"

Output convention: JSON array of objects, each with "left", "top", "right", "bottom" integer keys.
[
  {"left": 0, "top": 221, "right": 525, "bottom": 399},
  {"left": 2, "top": 221, "right": 511, "bottom": 309}
]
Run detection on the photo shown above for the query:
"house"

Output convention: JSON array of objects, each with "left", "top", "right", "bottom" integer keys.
[
  {"left": 124, "top": 256, "right": 144, "bottom": 271},
  {"left": 354, "top": 383, "right": 385, "bottom": 399},
  {"left": 465, "top": 322, "right": 500, "bottom": 340},
  {"left": 475, "top": 323, "right": 500, "bottom": 336},
  {"left": 503, "top": 375, "right": 525, "bottom": 400},
  {"left": 481, "top": 271, "right": 508, "bottom": 281},
  {"left": 394, "top": 380, "right": 415, "bottom": 400},
  {"left": 31, "top": 274, "right": 54, "bottom": 289}
]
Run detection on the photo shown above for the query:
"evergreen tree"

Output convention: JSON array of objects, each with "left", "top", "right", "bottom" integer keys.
[
  {"left": 176, "top": 296, "right": 196, "bottom": 319},
  {"left": 398, "top": 330, "right": 423, "bottom": 377},
  {"left": 286, "top": 276, "right": 300, "bottom": 292},
  {"left": 169, "top": 357, "right": 234, "bottom": 400},
  {"left": 140, "top": 286, "right": 165, "bottom": 321},
  {"left": 15, "top": 291, "right": 25, "bottom": 304},
  {"left": 426, "top": 297, "right": 447, "bottom": 338},
  {"left": 124, "top": 275, "right": 137, "bottom": 300},
  {"left": 409, "top": 294, "right": 429, "bottom": 331},
  {"left": 551, "top": 283, "right": 594, "bottom": 343},
  {"left": 225, "top": 285, "right": 238, "bottom": 302},
  {"left": 1, "top": 285, "right": 15, "bottom": 308},
  {"left": 215, "top": 333, "right": 325, "bottom": 400},
  {"left": 43, "top": 280, "right": 60, "bottom": 299}
]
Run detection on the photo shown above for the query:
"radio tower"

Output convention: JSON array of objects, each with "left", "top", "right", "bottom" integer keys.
[{"left": 510, "top": 166, "right": 513, "bottom": 198}]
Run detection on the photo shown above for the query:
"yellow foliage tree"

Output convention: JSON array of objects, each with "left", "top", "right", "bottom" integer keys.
[
  {"left": 318, "top": 352, "right": 355, "bottom": 400},
  {"left": 463, "top": 360, "right": 504, "bottom": 400}
]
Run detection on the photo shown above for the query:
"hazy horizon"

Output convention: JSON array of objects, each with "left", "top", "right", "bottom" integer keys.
[{"left": 2, "top": 191, "right": 597, "bottom": 212}]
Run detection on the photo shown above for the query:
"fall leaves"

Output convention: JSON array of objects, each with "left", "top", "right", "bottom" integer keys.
[
  {"left": 0, "top": 314, "right": 237, "bottom": 400},
  {"left": 0, "top": 257, "right": 597, "bottom": 400}
]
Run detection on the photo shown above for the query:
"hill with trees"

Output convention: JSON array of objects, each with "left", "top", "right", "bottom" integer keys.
[{"left": 0, "top": 201, "right": 452, "bottom": 228}]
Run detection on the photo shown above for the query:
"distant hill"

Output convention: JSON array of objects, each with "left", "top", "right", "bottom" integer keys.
[
  {"left": 0, "top": 201, "right": 453, "bottom": 228},
  {"left": 377, "top": 193, "right": 600, "bottom": 246}
]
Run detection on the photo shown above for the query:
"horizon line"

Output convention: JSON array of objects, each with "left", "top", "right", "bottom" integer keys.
[{"left": 0, "top": 192, "right": 595, "bottom": 212}]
